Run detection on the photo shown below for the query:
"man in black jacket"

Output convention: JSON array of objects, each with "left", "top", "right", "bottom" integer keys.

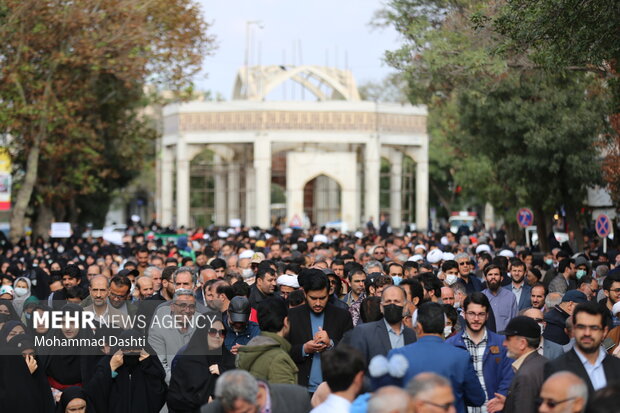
[{"left": 288, "top": 269, "right": 353, "bottom": 393}]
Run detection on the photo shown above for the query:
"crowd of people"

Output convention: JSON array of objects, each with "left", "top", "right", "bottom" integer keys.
[{"left": 0, "top": 222, "right": 619, "bottom": 413}]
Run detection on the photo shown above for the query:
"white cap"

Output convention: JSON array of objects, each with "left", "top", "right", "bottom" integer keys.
[
  {"left": 414, "top": 244, "right": 427, "bottom": 252},
  {"left": 440, "top": 236, "right": 449, "bottom": 246},
  {"left": 277, "top": 274, "right": 299, "bottom": 288},
  {"left": 354, "top": 231, "right": 363, "bottom": 239},
  {"left": 475, "top": 244, "right": 492, "bottom": 254},
  {"left": 248, "top": 229, "right": 257, "bottom": 238},
  {"left": 264, "top": 233, "right": 272, "bottom": 240},
  {"left": 408, "top": 254, "right": 424, "bottom": 262},
  {"left": 202, "top": 233, "right": 210, "bottom": 240},
  {"left": 442, "top": 252, "right": 455, "bottom": 261},
  {"left": 313, "top": 234, "right": 328, "bottom": 244},
  {"left": 427, "top": 249, "right": 444, "bottom": 264},
  {"left": 239, "top": 250, "right": 255, "bottom": 259},
  {"left": 0, "top": 285, "right": 13, "bottom": 297},
  {"left": 612, "top": 302, "right": 620, "bottom": 317},
  {"left": 217, "top": 230, "right": 228, "bottom": 239},
  {"left": 282, "top": 228, "right": 293, "bottom": 235},
  {"left": 498, "top": 249, "right": 515, "bottom": 258}
]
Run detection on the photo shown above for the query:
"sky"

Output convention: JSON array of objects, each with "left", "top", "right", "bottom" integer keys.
[{"left": 194, "top": 0, "right": 402, "bottom": 100}]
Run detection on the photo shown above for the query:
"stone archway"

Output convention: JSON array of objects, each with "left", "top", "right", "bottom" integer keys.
[{"left": 286, "top": 152, "right": 359, "bottom": 230}]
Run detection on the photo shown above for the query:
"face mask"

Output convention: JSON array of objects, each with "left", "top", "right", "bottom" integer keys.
[
  {"left": 538, "top": 323, "right": 545, "bottom": 335},
  {"left": 0, "top": 313, "right": 9, "bottom": 323},
  {"left": 576, "top": 269, "right": 586, "bottom": 280},
  {"left": 130, "top": 283, "right": 136, "bottom": 296},
  {"left": 545, "top": 259, "right": 553, "bottom": 266},
  {"left": 453, "top": 301, "right": 461, "bottom": 309},
  {"left": 445, "top": 274, "right": 458, "bottom": 286},
  {"left": 241, "top": 268, "right": 254, "bottom": 279},
  {"left": 383, "top": 304, "right": 404, "bottom": 324},
  {"left": 25, "top": 312, "right": 32, "bottom": 320},
  {"left": 57, "top": 246, "right": 65, "bottom": 254},
  {"left": 14, "top": 287, "right": 28, "bottom": 297},
  {"left": 392, "top": 276, "right": 403, "bottom": 286},
  {"left": 444, "top": 326, "right": 452, "bottom": 338}
]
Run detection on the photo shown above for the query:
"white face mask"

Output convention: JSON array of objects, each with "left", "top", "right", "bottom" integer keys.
[
  {"left": 14, "top": 287, "right": 28, "bottom": 297},
  {"left": 444, "top": 326, "right": 452, "bottom": 338},
  {"left": 453, "top": 301, "right": 461, "bottom": 309},
  {"left": 241, "top": 268, "right": 254, "bottom": 279},
  {"left": 445, "top": 274, "right": 458, "bottom": 286}
]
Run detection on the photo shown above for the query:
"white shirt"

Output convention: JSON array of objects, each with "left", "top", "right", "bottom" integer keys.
[
  {"left": 311, "top": 394, "right": 351, "bottom": 413},
  {"left": 575, "top": 346, "right": 607, "bottom": 391}
]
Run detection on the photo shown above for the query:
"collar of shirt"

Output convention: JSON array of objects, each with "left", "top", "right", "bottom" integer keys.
[
  {"left": 575, "top": 345, "right": 606, "bottom": 368},
  {"left": 512, "top": 283, "right": 522, "bottom": 292},
  {"left": 462, "top": 328, "right": 488, "bottom": 345},
  {"left": 258, "top": 382, "right": 271, "bottom": 413},
  {"left": 383, "top": 318, "right": 404, "bottom": 336},
  {"left": 512, "top": 349, "right": 537, "bottom": 372}
]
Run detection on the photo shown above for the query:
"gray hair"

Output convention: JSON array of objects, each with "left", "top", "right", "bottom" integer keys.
[
  {"left": 364, "top": 260, "right": 384, "bottom": 274},
  {"left": 454, "top": 253, "right": 470, "bottom": 262},
  {"left": 214, "top": 370, "right": 259, "bottom": 410},
  {"left": 546, "top": 292, "right": 563, "bottom": 310},
  {"left": 367, "top": 386, "right": 410, "bottom": 413},
  {"left": 546, "top": 372, "right": 588, "bottom": 410},
  {"left": 407, "top": 372, "right": 452, "bottom": 398},
  {"left": 173, "top": 288, "right": 195, "bottom": 302},
  {"left": 143, "top": 265, "right": 161, "bottom": 278},
  {"left": 173, "top": 266, "right": 197, "bottom": 285},
  {"left": 451, "top": 282, "right": 466, "bottom": 296}
]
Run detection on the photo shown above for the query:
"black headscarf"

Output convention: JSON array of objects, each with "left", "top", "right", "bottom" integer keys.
[
  {"left": 55, "top": 386, "right": 94, "bottom": 413},
  {"left": 0, "top": 299, "right": 19, "bottom": 328},
  {"left": 0, "top": 320, "right": 26, "bottom": 352}
]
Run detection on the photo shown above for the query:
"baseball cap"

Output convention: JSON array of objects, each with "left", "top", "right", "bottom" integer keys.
[
  {"left": 498, "top": 316, "right": 540, "bottom": 338},
  {"left": 561, "top": 290, "right": 588, "bottom": 304},
  {"left": 117, "top": 269, "right": 139, "bottom": 278},
  {"left": 228, "top": 296, "right": 251, "bottom": 323}
]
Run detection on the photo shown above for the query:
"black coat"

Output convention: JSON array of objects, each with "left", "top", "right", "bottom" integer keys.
[
  {"left": 544, "top": 348, "right": 620, "bottom": 396},
  {"left": 543, "top": 306, "right": 570, "bottom": 345},
  {"left": 288, "top": 303, "right": 353, "bottom": 387},
  {"left": 342, "top": 319, "right": 416, "bottom": 366},
  {"left": 0, "top": 354, "right": 55, "bottom": 413},
  {"left": 504, "top": 351, "right": 548, "bottom": 413},
  {"left": 84, "top": 354, "right": 167, "bottom": 413}
]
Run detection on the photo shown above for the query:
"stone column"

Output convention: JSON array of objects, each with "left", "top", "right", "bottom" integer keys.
[
  {"left": 160, "top": 145, "right": 174, "bottom": 226},
  {"left": 176, "top": 139, "right": 190, "bottom": 228},
  {"left": 390, "top": 149, "right": 403, "bottom": 230},
  {"left": 214, "top": 154, "right": 228, "bottom": 226},
  {"left": 253, "top": 137, "right": 271, "bottom": 228},
  {"left": 228, "top": 163, "right": 241, "bottom": 222},
  {"left": 245, "top": 165, "right": 255, "bottom": 226},
  {"left": 414, "top": 145, "right": 429, "bottom": 232},
  {"left": 364, "top": 136, "right": 380, "bottom": 227}
]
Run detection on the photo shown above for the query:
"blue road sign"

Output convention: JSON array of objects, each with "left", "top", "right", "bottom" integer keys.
[
  {"left": 517, "top": 208, "right": 534, "bottom": 228},
  {"left": 596, "top": 214, "right": 611, "bottom": 238}
]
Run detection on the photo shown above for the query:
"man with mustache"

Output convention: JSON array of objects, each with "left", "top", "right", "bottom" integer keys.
[{"left": 482, "top": 265, "right": 517, "bottom": 332}]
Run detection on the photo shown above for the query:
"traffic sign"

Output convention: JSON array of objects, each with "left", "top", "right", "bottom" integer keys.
[
  {"left": 517, "top": 208, "right": 534, "bottom": 228},
  {"left": 596, "top": 214, "right": 611, "bottom": 238},
  {"left": 289, "top": 214, "right": 303, "bottom": 229}
]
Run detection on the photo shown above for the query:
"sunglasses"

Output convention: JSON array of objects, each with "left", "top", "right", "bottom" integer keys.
[
  {"left": 208, "top": 328, "right": 226, "bottom": 337},
  {"left": 536, "top": 397, "right": 576, "bottom": 409}
]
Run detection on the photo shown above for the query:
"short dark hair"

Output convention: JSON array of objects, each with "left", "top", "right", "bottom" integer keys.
[
  {"left": 216, "top": 284, "right": 234, "bottom": 301},
  {"left": 110, "top": 275, "right": 131, "bottom": 290},
  {"left": 162, "top": 266, "right": 177, "bottom": 282},
  {"left": 603, "top": 273, "right": 620, "bottom": 291},
  {"left": 403, "top": 261, "right": 419, "bottom": 271},
  {"left": 420, "top": 273, "right": 441, "bottom": 297},
  {"left": 301, "top": 269, "right": 329, "bottom": 292},
  {"left": 463, "top": 292, "right": 491, "bottom": 313},
  {"left": 211, "top": 258, "right": 227, "bottom": 270},
  {"left": 510, "top": 258, "right": 526, "bottom": 270},
  {"left": 360, "top": 296, "right": 383, "bottom": 323},
  {"left": 256, "top": 265, "right": 276, "bottom": 281},
  {"left": 286, "top": 290, "right": 306, "bottom": 307},
  {"left": 443, "top": 304, "right": 458, "bottom": 327},
  {"left": 63, "top": 264, "right": 82, "bottom": 280},
  {"left": 483, "top": 264, "right": 501, "bottom": 277},
  {"left": 416, "top": 302, "right": 445, "bottom": 335},
  {"left": 572, "top": 302, "right": 609, "bottom": 328},
  {"left": 531, "top": 282, "right": 547, "bottom": 294},
  {"left": 558, "top": 258, "right": 574, "bottom": 275},
  {"left": 232, "top": 281, "right": 250, "bottom": 298},
  {"left": 399, "top": 278, "right": 424, "bottom": 304},
  {"left": 441, "top": 260, "right": 458, "bottom": 273},
  {"left": 256, "top": 298, "right": 288, "bottom": 332},
  {"left": 387, "top": 262, "right": 403, "bottom": 274},
  {"left": 348, "top": 268, "right": 366, "bottom": 283},
  {"left": 321, "top": 345, "right": 365, "bottom": 392},
  {"left": 181, "top": 256, "right": 194, "bottom": 266}
]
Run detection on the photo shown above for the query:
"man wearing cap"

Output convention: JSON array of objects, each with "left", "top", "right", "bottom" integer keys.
[
  {"left": 543, "top": 290, "right": 588, "bottom": 346},
  {"left": 548, "top": 259, "right": 576, "bottom": 295},
  {"left": 482, "top": 265, "right": 518, "bottom": 332},
  {"left": 276, "top": 274, "right": 299, "bottom": 301},
  {"left": 225, "top": 296, "right": 261, "bottom": 355},
  {"left": 544, "top": 302, "right": 620, "bottom": 396},
  {"left": 493, "top": 316, "right": 548, "bottom": 413},
  {"left": 426, "top": 248, "right": 444, "bottom": 271},
  {"left": 455, "top": 253, "right": 483, "bottom": 294}
]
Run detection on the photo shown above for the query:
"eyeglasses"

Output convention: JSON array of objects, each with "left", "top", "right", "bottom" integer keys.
[
  {"left": 458, "top": 262, "right": 470, "bottom": 266},
  {"left": 208, "top": 328, "right": 226, "bottom": 337},
  {"left": 609, "top": 288, "right": 620, "bottom": 293},
  {"left": 109, "top": 292, "right": 128, "bottom": 300},
  {"left": 419, "top": 400, "right": 455, "bottom": 411},
  {"left": 465, "top": 312, "right": 487, "bottom": 319},
  {"left": 536, "top": 397, "right": 576, "bottom": 409},
  {"left": 574, "top": 324, "right": 603, "bottom": 332}
]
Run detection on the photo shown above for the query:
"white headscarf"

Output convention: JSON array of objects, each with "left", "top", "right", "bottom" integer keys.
[{"left": 12, "top": 276, "right": 31, "bottom": 315}]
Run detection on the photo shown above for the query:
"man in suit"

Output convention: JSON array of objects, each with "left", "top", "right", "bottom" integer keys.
[
  {"left": 387, "top": 302, "right": 485, "bottom": 413},
  {"left": 344, "top": 286, "right": 416, "bottom": 366},
  {"left": 201, "top": 369, "right": 311, "bottom": 413},
  {"left": 548, "top": 259, "right": 576, "bottom": 295},
  {"left": 288, "top": 269, "right": 353, "bottom": 393},
  {"left": 522, "top": 308, "right": 564, "bottom": 360},
  {"left": 492, "top": 316, "right": 548, "bottom": 413},
  {"left": 544, "top": 302, "right": 620, "bottom": 396},
  {"left": 446, "top": 292, "right": 514, "bottom": 411},
  {"left": 505, "top": 259, "right": 532, "bottom": 311}
]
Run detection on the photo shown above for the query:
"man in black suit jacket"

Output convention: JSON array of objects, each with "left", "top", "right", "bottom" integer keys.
[
  {"left": 343, "top": 286, "right": 416, "bottom": 366},
  {"left": 544, "top": 302, "right": 620, "bottom": 396},
  {"left": 288, "top": 270, "right": 353, "bottom": 392},
  {"left": 201, "top": 369, "right": 311, "bottom": 413}
]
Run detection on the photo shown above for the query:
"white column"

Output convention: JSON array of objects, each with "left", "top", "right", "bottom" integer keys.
[
  {"left": 160, "top": 145, "right": 174, "bottom": 226},
  {"left": 253, "top": 137, "right": 271, "bottom": 228},
  {"left": 390, "top": 149, "right": 403, "bottom": 230},
  {"left": 245, "top": 165, "right": 255, "bottom": 226},
  {"left": 228, "top": 163, "right": 240, "bottom": 222},
  {"left": 414, "top": 145, "right": 429, "bottom": 232},
  {"left": 214, "top": 154, "right": 227, "bottom": 226},
  {"left": 176, "top": 139, "right": 190, "bottom": 228},
  {"left": 364, "top": 136, "right": 380, "bottom": 226}
]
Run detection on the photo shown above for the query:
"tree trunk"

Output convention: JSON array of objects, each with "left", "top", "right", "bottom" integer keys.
[
  {"left": 32, "top": 202, "right": 54, "bottom": 240},
  {"left": 9, "top": 135, "right": 41, "bottom": 243},
  {"left": 533, "top": 205, "right": 550, "bottom": 253},
  {"left": 565, "top": 203, "right": 584, "bottom": 253}
]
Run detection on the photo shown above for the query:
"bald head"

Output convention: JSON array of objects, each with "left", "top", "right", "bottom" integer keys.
[
  {"left": 441, "top": 287, "right": 455, "bottom": 305},
  {"left": 539, "top": 372, "right": 587, "bottom": 413},
  {"left": 523, "top": 308, "right": 544, "bottom": 321},
  {"left": 381, "top": 285, "right": 406, "bottom": 303},
  {"left": 90, "top": 275, "right": 108, "bottom": 289},
  {"left": 367, "top": 386, "right": 410, "bottom": 413}
]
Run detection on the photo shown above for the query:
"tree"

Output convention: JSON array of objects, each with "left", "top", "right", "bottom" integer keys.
[{"left": 0, "top": 0, "right": 214, "bottom": 242}]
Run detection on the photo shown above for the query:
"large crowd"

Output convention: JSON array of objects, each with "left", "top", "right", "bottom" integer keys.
[{"left": 0, "top": 222, "right": 619, "bottom": 413}]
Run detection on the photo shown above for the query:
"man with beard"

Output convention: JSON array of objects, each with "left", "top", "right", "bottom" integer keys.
[
  {"left": 108, "top": 275, "right": 138, "bottom": 317},
  {"left": 482, "top": 265, "right": 517, "bottom": 332},
  {"left": 224, "top": 296, "right": 260, "bottom": 355},
  {"left": 544, "top": 302, "right": 620, "bottom": 396},
  {"left": 84, "top": 275, "right": 129, "bottom": 329},
  {"left": 492, "top": 316, "right": 547, "bottom": 413},
  {"left": 446, "top": 292, "right": 513, "bottom": 413},
  {"left": 505, "top": 259, "right": 531, "bottom": 311},
  {"left": 530, "top": 283, "right": 547, "bottom": 310},
  {"left": 345, "top": 286, "right": 416, "bottom": 367}
]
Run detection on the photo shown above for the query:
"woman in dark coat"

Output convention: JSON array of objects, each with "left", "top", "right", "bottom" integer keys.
[
  {"left": 55, "top": 386, "right": 95, "bottom": 413},
  {"left": 167, "top": 317, "right": 235, "bottom": 412},
  {"left": 0, "top": 334, "right": 55, "bottom": 413},
  {"left": 84, "top": 329, "right": 167, "bottom": 413}
]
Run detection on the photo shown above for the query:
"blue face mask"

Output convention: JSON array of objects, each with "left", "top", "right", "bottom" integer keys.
[
  {"left": 576, "top": 269, "right": 587, "bottom": 280},
  {"left": 392, "top": 276, "right": 403, "bottom": 286},
  {"left": 545, "top": 259, "right": 553, "bottom": 266}
]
